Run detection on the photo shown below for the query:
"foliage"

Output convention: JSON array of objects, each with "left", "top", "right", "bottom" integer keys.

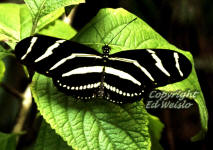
[
  {"left": 148, "top": 115, "right": 164, "bottom": 150},
  {"left": 0, "top": 60, "right": 5, "bottom": 82},
  {"left": 32, "top": 73, "right": 151, "bottom": 150},
  {"left": 34, "top": 121, "right": 74, "bottom": 150},
  {"left": 0, "top": 132, "right": 16, "bottom": 150},
  {"left": 0, "top": 0, "right": 208, "bottom": 150}
]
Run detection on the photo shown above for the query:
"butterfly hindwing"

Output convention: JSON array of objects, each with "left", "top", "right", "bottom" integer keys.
[
  {"left": 52, "top": 65, "right": 104, "bottom": 99},
  {"left": 103, "top": 63, "right": 145, "bottom": 103}
]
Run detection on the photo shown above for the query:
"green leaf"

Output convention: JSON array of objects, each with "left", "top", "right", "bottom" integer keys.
[
  {"left": 0, "top": 3, "right": 65, "bottom": 48},
  {"left": 149, "top": 115, "right": 164, "bottom": 150},
  {"left": 39, "top": 20, "right": 77, "bottom": 39},
  {"left": 30, "top": 7, "right": 207, "bottom": 149},
  {"left": 36, "top": 8, "right": 65, "bottom": 33},
  {"left": 19, "top": 4, "right": 33, "bottom": 40},
  {"left": 0, "top": 4, "right": 32, "bottom": 46},
  {"left": 191, "top": 130, "right": 206, "bottom": 142},
  {"left": 0, "top": 132, "right": 16, "bottom": 150},
  {"left": 73, "top": 8, "right": 207, "bottom": 135},
  {"left": 19, "top": 4, "right": 65, "bottom": 39},
  {"left": 0, "top": 61, "right": 5, "bottom": 82},
  {"left": 32, "top": 73, "right": 151, "bottom": 150},
  {"left": 0, "top": 46, "right": 8, "bottom": 82},
  {"left": 24, "top": 0, "right": 85, "bottom": 20},
  {"left": 73, "top": 9, "right": 178, "bottom": 53},
  {"left": 0, "top": 3, "right": 25, "bottom": 48},
  {"left": 34, "top": 120, "right": 73, "bottom": 150}
]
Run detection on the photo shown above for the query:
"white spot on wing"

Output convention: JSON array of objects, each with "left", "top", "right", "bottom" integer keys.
[
  {"left": 94, "top": 82, "right": 101, "bottom": 88},
  {"left": 21, "top": 37, "right": 38, "bottom": 60}
]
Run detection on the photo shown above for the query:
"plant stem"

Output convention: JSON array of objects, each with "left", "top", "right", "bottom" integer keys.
[
  {"left": 0, "top": 82, "right": 23, "bottom": 99},
  {"left": 12, "top": 86, "right": 32, "bottom": 142},
  {"left": 31, "top": 18, "right": 39, "bottom": 35}
]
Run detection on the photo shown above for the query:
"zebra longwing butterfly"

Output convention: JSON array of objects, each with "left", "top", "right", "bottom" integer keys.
[{"left": 15, "top": 20, "right": 192, "bottom": 104}]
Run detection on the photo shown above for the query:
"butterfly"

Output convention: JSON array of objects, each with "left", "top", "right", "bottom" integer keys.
[{"left": 14, "top": 19, "right": 192, "bottom": 104}]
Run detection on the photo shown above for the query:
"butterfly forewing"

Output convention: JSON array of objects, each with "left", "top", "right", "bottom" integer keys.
[
  {"left": 15, "top": 35, "right": 101, "bottom": 76},
  {"left": 110, "top": 49, "right": 192, "bottom": 87}
]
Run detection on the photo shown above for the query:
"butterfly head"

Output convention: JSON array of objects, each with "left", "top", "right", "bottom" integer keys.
[{"left": 102, "top": 45, "right": 111, "bottom": 55}]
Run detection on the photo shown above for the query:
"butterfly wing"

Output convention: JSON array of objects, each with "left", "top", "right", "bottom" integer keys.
[
  {"left": 102, "top": 63, "right": 144, "bottom": 103},
  {"left": 15, "top": 35, "right": 192, "bottom": 104},
  {"left": 15, "top": 35, "right": 104, "bottom": 99},
  {"left": 15, "top": 35, "right": 101, "bottom": 75},
  {"left": 103, "top": 49, "right": 192, "bottom": 103}
]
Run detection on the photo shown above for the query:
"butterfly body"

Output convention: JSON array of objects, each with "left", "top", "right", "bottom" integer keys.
[{"left": 15, "top": 35, "right": 192, "bottom": 104}]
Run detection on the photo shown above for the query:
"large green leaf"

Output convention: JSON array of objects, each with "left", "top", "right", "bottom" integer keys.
[
  {"left": 0, "top": 3, "right": 64, "bottom": 48},
  {"left": 0, "top": 132, "right": 16, "bottom": 150},
  {"left": 72, "top": 9, "right": 178, "bottom": 53},
  {"left": 32, "top": 73, "right": 151, "bottom": 150},
  {"left": 24, "top": 0, "right": 85, "bottom": 20},
  {"left": 73, "top": 8, "right": 207, "bottom": 136},
  {"left": 34, "top": 121, "right": 73, "bottom": 150},
  {"left": 30, "top": 8, "right": 207, "bottom": 149}
]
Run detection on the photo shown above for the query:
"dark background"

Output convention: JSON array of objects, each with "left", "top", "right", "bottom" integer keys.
[{"left": 0, "top": 0, "right": 212, "bottom": 150}]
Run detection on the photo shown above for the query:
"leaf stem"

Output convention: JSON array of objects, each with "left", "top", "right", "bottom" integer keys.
[
  {"left": 0, "top": 82, "right": 23, "bottom": 99},
  {"left": 30, "top": 0, "right": 46, "bottom": 35},
  {"left": 31, "top": 19, "right": 38, "bottom": 35}
]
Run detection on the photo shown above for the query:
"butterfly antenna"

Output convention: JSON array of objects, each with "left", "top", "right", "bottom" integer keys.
[
  {"left": 107, "top": 17, "right": 137, "bottom": 45},
  {"left": 93, "top": 24, "right": 106, "bottom": 45}
]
